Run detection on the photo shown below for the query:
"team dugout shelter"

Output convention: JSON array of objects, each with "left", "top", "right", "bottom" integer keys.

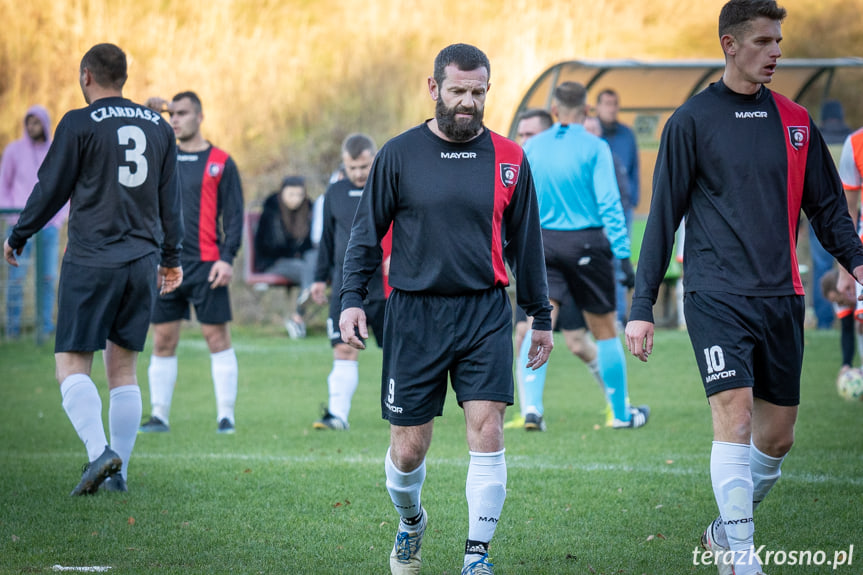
[{"left": 509, "top": 58, "right": 863, "bottom": 216}]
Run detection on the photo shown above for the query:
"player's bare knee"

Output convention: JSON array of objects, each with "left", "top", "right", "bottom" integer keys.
[{"left": 202, "top": 323, "right": 231, "bottom": 353}]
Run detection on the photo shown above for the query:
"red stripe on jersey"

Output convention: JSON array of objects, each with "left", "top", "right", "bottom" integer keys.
[
  {"left": 199, "top": 147, "right": 228, "bottom": 261},
  {"left": 489, "top": 132, "right": 523, "bottom": 285},
  {"left": 774, "top": 93, "right": 809, "bottom": 296},
  {"left": 381, "top": 224, "right": 393, "bottom": 298}
]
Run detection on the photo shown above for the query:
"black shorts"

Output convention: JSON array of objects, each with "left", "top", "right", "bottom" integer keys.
[
  {"left": 55, "top": 253, "right": 158, "bottom": 353},
  {"left": 515, "top": 289, "right": 586, "bottom": 332},
  {"left": 542, "top": 228, "right": 615, "bottom": 315},
  {"left": 152, "top": 260, "right": 232, "bottom": 325},
  {"left": 329, "top": 297, "right": 386, "bottom": 349},
  {"left": 382, "top": 287, "right": 513, "bottom": 426},
  {"left": 685, "top": 291, "right": 804, "bottom": 406}
]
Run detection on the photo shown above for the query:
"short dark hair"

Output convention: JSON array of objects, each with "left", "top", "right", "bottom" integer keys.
[
  {"left": 719, "top": 0, "right": 787, "bottom": 38},
  {"left": 433, "top": 43, "right": 490, "bottom": 86},
  {"left": 342, "top": 133, "right": 376, "bottom": 158},
  {"left": 596, "top": 88, "right": 618, "bottom": 104},
  {"left": 518, "top": 108, "right": 553, "bottom": 130},
  {"left": 172, "top": 91, "right": 203, "bottom": 113},
  {"left": 281, "top": 175, "right": 306, "bottom": 189},
  {"left": 553, "top": 82, "right": 587, "bottom": 109},
  {"left": 80, "top": 43, "right": 127, "bottom": 90}
]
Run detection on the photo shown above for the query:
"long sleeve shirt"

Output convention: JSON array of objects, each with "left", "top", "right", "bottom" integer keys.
[
  {"left": 8, "top": 97, "right": 183, "bottom": 268},
  {"left": 630, "top": 80, "right": 863, "bottom": 323},
  {"left": 340, "top": 123, "right": 552, "bottom": 330}
]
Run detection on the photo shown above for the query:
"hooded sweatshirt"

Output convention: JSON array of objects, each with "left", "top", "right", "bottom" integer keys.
[{"left": 0, "top": 105, "right": 69, "bottom": 228}]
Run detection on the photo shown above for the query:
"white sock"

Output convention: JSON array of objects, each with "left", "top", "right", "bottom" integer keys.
[
  {"left": 711, "top": 441, "right": 761, "bottom": 574},
  {"left": 211, "top": 348, "right": 238, "bottom": 423},
  {"left": 385, "top": 447, "right": 425, "bottom": 522},
  {"left": 750, "top": 441, "right": 785, "bottom": 509},
  {"left": 109, "top": 385, "right": 141, "bottom": 479},
  {"left": 328, "top": 359, "right": 358, "bottom": 423},
  {"left": 61, "top": 374, "right": 108, "bottom": 462},
  {"left": 714, "top": 441, "right": 787, "bottom": 548},
  {"left": 585, "top": 357, "right": 605, "bottom": 395},
  {"left": 147, "top": 355, "right": 177, "bottom": 424},
  {"left": 466, "top": 449, "right": 507, "bottom": 558}
]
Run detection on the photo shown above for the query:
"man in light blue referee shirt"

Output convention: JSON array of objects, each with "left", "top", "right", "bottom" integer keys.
[{"left": 524, "top": 81, "right": 649, "bottom": 429}]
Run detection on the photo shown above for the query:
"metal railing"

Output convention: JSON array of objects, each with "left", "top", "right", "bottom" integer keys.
[{"left": 0, "top": 208, "right": 50, "bottom": 344}]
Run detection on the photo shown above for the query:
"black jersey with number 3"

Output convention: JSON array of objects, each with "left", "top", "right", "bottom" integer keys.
[{"left": 9, "top": 96, "right": 183, "bottom": 268}]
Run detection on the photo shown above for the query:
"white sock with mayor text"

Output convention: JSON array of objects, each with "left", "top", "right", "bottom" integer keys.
[
  {"left": 465, "top": 449, "right": 507, "bottom": 561},
  {"left": 711, "top": 441, "right": 761, "bottom": 574}
]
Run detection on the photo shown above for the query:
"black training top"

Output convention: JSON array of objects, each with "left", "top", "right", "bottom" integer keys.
[
  {"left": 175, "top": 145, "right": 243, "bottom": 265},
  {"left": 340, "top": 122, "right": 552, "bottom": 330},
  {"left": 630, "top": 80, "right": 863, "bottom": 323},
  {"left": 315, "top": 178, "right": 386, "bottom": 301},
  {"left": 9, "top": 96, "right": 183, "bottom": 268}
]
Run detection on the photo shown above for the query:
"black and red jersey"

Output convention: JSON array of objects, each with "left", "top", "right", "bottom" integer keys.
[
  {"left": 9, "top": 96, "right": 183, "bottom": 268},
  {"left": 340, "top": 123, "right": 552, "bottom": 330},
  {"left": 176, "top": 146, "right": 243, "bottom": 265},
  {"left": 631, "top": 80, "right": 863, "bottom": 323}
]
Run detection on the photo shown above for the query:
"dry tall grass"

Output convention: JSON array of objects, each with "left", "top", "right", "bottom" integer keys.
[{"left": 2, "top": 0, "right": 861, "bottom": 195}]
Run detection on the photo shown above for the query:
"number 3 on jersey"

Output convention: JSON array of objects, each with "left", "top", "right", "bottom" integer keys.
[{"left": 117, "top": 125, "right": 148, "bottom": 187}]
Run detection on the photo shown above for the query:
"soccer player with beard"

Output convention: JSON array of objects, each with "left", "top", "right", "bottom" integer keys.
[
  {"left": 339, "top": 44, "right": 553, "bottom": 575},
  {"left": 625, "top": 1, "right": 863, "bottom": 573},
  {"left": 139, "top": 91, "right": 244, "bottom": 435},
  {"left": 3, "top": 43, "right": 183, "bottom": 494}
]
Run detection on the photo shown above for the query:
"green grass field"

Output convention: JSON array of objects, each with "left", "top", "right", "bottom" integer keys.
[{"left": 1, "top": 326, "right": 861, "bottom": 574}]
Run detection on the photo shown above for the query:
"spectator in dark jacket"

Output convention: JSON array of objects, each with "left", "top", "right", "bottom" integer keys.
[{"left": 254, "top": 175, "right": 317, "bottom": 338}]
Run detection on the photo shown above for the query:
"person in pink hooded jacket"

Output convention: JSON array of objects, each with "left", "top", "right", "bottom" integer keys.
[{"left": 0, "top": 105, "right": 69, "bottom": 338}]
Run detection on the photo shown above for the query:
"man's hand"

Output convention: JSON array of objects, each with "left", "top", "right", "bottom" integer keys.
[
  {"left": 851, "top": 264, "right": 863, "bottom": 301},
  {"left": 310, "top": 281, "right": 328, "bottom": 305},
  {"left": 526, "top": 329, "right": 553, "bottom": 370},
  {"left": 208, "top": 260, "right": 233, "bottom": 289},
  {"left": 339, "top": 306, "right": 367, "bottom": 350},
  {"left": 145, "top": 97, "right": 171, "bottom": 114},
  {"left": 3, "top": 238, "right": 22, "bottom": 267},
  {"left": 619, "top": 258, "right": 636, "bottom": 289},
  {"left": 158, "top": 266, "right": 183, "bottom": 295},
  {"left": 624, "top": 319, "right": 655, "bottom": 362}
]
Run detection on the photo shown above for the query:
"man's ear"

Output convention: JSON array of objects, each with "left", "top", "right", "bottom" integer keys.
[
  {"left": 428, "top": 77, "right": 438, "bottom": 101},
  {"left": 720, "top": 33, "right": 737, "bottom": 57}
]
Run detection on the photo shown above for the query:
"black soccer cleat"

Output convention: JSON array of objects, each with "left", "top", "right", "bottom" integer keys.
[
  {"left": 100, "top": 473, "right": 128, "bottom": 493},
  {"left": 217, "top": 417, "right": 236, "bottom": 434},
  {"left": 138, "top": 415, "right": 170, "bottom": 433},
  {"left": 70, "top": 446, "right": 122, "bottom": 496}
]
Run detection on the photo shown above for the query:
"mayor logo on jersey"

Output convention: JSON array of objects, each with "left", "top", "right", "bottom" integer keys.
[
  {"left": 500, "top": 163, "right": 519, "bottom": 187},
  {"left": 787, "top": 126, "right": 809, "bottom": 151}
]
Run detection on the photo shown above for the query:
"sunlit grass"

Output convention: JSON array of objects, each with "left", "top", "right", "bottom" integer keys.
[{"left": 0, "top": 326, "right": 860, "bottom": 573}]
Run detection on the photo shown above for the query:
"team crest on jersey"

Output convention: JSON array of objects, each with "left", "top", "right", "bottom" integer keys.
[
  {"left": 500, "top": 163, "right": 519, "bottom": 187},
  {"left": 208, "top": 163, "right": 222, "bottom": 177},
  {"left": 787, "top": 126, "right": 808, "bottom": 151}
]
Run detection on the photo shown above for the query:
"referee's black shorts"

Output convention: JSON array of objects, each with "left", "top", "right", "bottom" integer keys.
[
  {"left": 55, "top": 253, "right": 158, "bottom": 353},
  {"left": 381, "top": 287, "right": 513, "bottom": 426},
  {"left": 542, "top": 228, "right": 616, "bottom": 315},
  {"left": 685, "top": 291, "right": 805, "bottom": 406},
  {"left": 515, "top": 289, "right": 586, "bottom": 332},
  {"left": 151, "top": 260, "right": 232, "bottom": 325}
]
